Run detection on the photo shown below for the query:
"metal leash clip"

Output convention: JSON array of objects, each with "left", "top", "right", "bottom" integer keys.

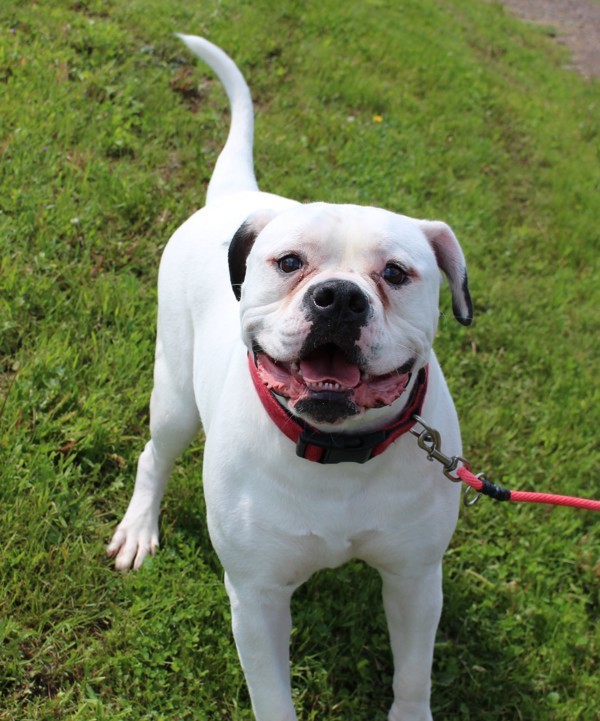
[
  {"left": 411, "top": 417, "right": 600, "bottom": 511},
  {"left": 462, "top": 474, "right": 486, "bottom": 506},
  {"left": 410, "top": 415, "right": 470, "bottom": 483}
]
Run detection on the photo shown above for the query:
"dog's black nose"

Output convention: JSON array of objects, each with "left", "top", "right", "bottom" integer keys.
[{"left": 308, "top": 279, "right": 370, "bottom": 325}]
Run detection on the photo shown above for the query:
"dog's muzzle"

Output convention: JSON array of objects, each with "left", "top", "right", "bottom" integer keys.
[{"left": 252, "top": 280, "right": 416, "bottom": 424}]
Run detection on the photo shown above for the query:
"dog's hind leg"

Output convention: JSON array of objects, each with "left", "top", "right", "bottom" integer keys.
[{"left": 108, "top": 325, "right": 201, "bottom": 571}]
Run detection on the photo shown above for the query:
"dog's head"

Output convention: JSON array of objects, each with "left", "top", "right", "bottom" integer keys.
[{"left": 229, "top": 203, "right": 472, "bottom": 427}]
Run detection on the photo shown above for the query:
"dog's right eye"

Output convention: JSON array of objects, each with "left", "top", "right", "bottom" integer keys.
[{"left": 277, "top": 254, "right": 303, "bottom": 274}]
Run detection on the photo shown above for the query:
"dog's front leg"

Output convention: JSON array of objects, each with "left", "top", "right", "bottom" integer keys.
[
  {"left": 108, "top": 335, "right": 200, "bottom": 570},
  {"left": 380, "top": 564, "right": 443, "bottom": 721},
  {"left": 225, "top": 573, "right": 297, "bottom": 721}
]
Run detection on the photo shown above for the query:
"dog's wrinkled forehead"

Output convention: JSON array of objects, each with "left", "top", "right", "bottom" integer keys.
[{"left": 251, "top": 203, "right": 437, "bottom": 271}]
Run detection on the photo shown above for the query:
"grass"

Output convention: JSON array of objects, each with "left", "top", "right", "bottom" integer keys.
[{"left": 1, "top": 0, "right": 598, "bottom": 719}]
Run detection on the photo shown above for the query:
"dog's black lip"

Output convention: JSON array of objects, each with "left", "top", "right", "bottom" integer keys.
[
  {"left": 395, "top": 358, "right": 415, "bottom": 375},
  {"left": 295, "top": 395, "right": 361, "bottom": 424},
  {"left": 251, "top": 340, "right": 266, "bottom": 358},
  {"left": 307, "top": 389, "right": 352, "bottom": 401}
]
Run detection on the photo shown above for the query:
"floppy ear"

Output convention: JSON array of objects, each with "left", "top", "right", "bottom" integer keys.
[
  {"left": 228, "top": 210, "right": 279, "bottom": 300},
  {"left": 419, "top": 220, "right": 473, "bottom": 326}
]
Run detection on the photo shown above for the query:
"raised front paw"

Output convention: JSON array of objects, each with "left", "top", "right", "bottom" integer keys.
[{"left": 107, "top": 505, "right": 160, "bottom": 571}]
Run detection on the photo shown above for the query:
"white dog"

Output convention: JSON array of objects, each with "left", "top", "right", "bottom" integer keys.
[{"left": 108, "top": 35, "right": 473, "bottom": 721}]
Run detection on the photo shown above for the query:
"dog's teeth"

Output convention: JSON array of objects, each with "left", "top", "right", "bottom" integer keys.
[
  {"left": 291, "top": 361, "right": 299, "bottom": 372},
  {"left": 306, "top": 381, "right": 343, "bottom": 391}
]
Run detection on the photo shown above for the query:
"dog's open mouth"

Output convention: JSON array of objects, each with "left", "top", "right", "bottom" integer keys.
[{"left": 254, "top": 343, "right": 413, "bottom": 418}]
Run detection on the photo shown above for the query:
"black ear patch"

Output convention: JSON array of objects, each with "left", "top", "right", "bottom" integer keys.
[
  {"left": 228, "top": 222, "right": 258, "bottom": 301},
  {"left": 453, "top": 272, "right": 473, "bottom": 327},
  {"left": 228, "top": 209, "right": 279, "bottom": 301}
]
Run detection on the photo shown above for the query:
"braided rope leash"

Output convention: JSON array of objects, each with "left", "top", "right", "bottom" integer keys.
[{"left": 411, "top": 416, "right": 600, "bottom": 511}]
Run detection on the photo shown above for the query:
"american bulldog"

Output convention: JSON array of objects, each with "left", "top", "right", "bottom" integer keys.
[{"left": 108, "top": 35, "right": 473, "bottom": 721}]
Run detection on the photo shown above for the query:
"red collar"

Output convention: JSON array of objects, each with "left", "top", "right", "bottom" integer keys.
[{"left": 248, "top": 354, "right": 428, "bottom": 464}]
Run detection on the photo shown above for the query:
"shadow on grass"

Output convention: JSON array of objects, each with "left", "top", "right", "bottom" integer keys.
[
  {"left": 283, "top": 561, "right": 541, "bottom": 719},
  {"left": 434, "top": 568, "right": 541, "bottom": 720}
]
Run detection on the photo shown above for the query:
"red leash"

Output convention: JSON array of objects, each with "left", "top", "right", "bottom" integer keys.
[
  {"left": 456, "top": 465, "right": 600, "bottom": 511},
  {"left": 411, "top": 416, "right": 600, "bottom": 511}
]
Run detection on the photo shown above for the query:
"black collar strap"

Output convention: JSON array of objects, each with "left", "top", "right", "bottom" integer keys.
[{"left": 248, "top": 353, "right": 428, "bottom": 464}]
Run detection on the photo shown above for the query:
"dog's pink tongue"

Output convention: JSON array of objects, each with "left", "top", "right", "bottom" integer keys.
[{"left": 300, "top": 347, "right": 361, "bottom": 388}]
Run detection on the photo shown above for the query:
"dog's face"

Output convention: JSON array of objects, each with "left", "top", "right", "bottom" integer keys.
[{"left": 229, "top": 203, "right": 472, "bottom": 426}]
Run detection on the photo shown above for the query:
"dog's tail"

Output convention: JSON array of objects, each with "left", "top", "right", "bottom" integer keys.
[{"left": 176, "top": 34, "right": 259, "bottom": 205}]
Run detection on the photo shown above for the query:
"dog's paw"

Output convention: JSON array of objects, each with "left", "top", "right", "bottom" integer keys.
[
  {"left": 107, "top": 509, "right": 159, "bottom": 571},
  {"left": 388, "top": 701, "right": 432, "bottom": 721}
]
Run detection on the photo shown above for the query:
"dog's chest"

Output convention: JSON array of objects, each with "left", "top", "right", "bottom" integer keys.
[{"left": 273, "top": 525, "right": 383, "bottom": 586}]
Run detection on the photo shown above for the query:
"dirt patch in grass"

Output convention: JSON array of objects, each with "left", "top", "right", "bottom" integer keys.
[{"left": 497, "top": 0, "right": 600, "bottom": 78}]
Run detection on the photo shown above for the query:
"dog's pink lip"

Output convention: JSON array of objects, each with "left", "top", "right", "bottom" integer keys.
[{"left": 254, "top": 351, "right": 413, "bottom": 410}]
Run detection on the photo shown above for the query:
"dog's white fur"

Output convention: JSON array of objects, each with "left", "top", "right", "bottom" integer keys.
[{"left": 108, "top": 36, "right": 473, "bottom": 721}]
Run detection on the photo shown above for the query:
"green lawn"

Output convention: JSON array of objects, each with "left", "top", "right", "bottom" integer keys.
[{"left": 1, "top": 0, "right": 598, "bottom": 719}]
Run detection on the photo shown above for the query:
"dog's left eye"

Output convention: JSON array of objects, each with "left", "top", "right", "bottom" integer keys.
[
  {"left": 277, "top": 254, "right": 303, "bottom": 274},
  {"left": 382, "top": 262, "right": 409, "bottom": 286}
]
